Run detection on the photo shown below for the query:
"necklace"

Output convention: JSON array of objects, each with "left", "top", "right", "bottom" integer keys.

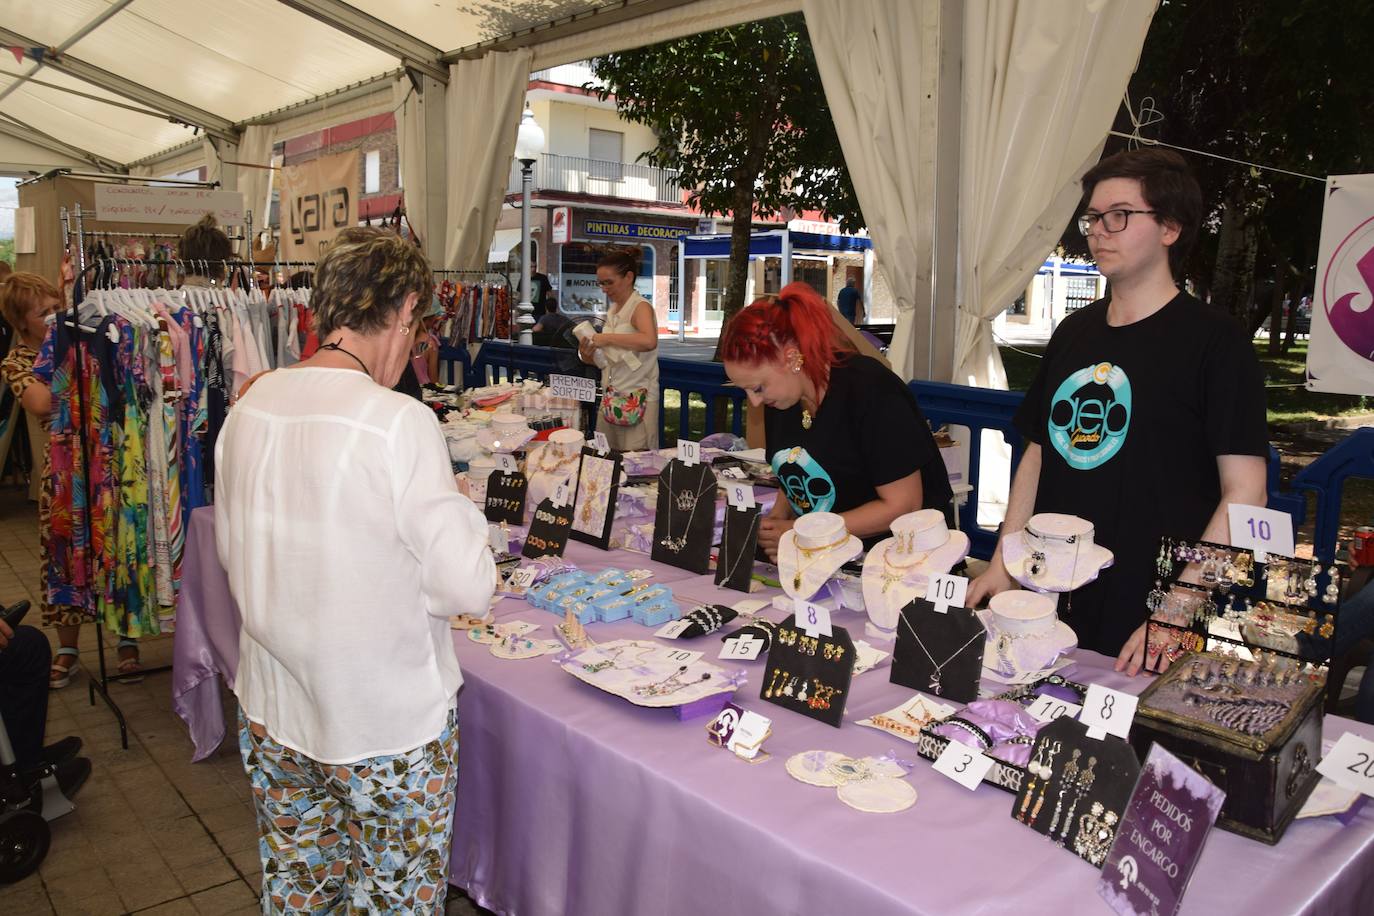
[
  {"left": 900, "top": 613, "right": 984, "bottom": 695},
  {"left": 788, "top": 531, "right": 851, "bottom": 591},
  {"left": 880, "top": 544, "right": 931, "bottom": 593},
  {"left": 659, "top": 463, "right": 714, "bottom": 553},
  {"left": 318, "top": 340, "right": 370, "bottom": 377},
  {"left": 538, "top": 442, "right": 580, "bottom": 473},
  {"left": 718, "top": 510, "right": 761, "bottom": 583}
]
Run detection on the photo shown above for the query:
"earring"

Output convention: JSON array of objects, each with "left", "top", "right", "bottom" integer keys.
[{"left": 401, "top": 325, "right": 411, "bottom": 336}]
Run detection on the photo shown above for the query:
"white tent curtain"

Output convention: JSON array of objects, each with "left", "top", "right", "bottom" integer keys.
[
  {"left": 952, "top": 1, "right": 1158, "bottom": 388},
  {"left": 801, "top": 0, "right": 940, "bottom": 382},
  {"left": 235, "top": 124, "right": 275, "bottom": 237},
  {"left": 202, "top": 137, "right": 221, "bottom": 185},
  {"left": 443, "top": 50, "right": 534, "bottom": 270},
  {"left": 394, "top": 77, "right": 435, "bottom": 253}
]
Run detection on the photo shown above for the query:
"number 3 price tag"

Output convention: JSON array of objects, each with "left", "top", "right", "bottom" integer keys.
[
  {"left": 1026, "top": 694, "right": 1083, "bottom": 724},
  {"left": 796, "top": 599, "right": 833, "bottom": 638},
  {"left": 924, "top": 573, "right": 969, "bottom": 614},
  {"left": 1227, "top": 503, "right": 1295, "bottom": 563},
  {"left": 933, "top": 742, "right": 995, "bottom": 790},
  {"left": 677, "top": 439, "right": 701, "bottom": 467},
  {"left": 1078, "top": 684, "right": 1138, "bottom": 741},
  {"left": 1316, "top": 732, "right": 1374, "bottom": 798}
]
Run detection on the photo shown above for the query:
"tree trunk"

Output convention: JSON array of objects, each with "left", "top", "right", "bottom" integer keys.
[
  {"left": 1282, "top": 270, "right": 1305, "bottom": 354},
  {"left": 1267, "top": 258, "right": 1286, "bottom": 355},
  {"left": 1212, "top": 187, "right": 1262, "bottom": 325}
]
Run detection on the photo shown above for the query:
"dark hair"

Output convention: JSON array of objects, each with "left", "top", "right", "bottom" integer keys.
[
  {"left": 719, "top": 282, "right": 854, "bottom": 392},
  {"left": 180, "top": 213, "right": 234, "bottom": 277},
  {"left": 543, "top": 297, "right": 559, "bottom": 314},
  {"left": 596, "top": 248, "right": 640, "bottom": 280},
  {"left": 312, "top": 227, "right": 433, "bottom": 339},
  {"left": 1081, "top": 148, "right": 1202, "bottom": 280}
]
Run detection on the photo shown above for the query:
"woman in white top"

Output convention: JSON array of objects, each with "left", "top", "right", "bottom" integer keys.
[
  {"left": 216, "top": 228, "right": 496, "bottom": 914},
  {"left": 579, "top": 248, "right": 660, "bottom": 451}
]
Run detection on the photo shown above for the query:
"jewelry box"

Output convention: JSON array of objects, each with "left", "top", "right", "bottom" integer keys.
[{"left": 1130, "top": 650, "right": 1324, "bottom": 844}]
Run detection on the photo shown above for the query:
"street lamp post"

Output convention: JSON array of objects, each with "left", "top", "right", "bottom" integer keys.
[{"left": 514, "top": 104, "right": 545, "bottom": 346}]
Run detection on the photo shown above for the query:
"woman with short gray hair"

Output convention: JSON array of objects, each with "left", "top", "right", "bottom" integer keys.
[{"left": 215, "top": 227, "right": 496, "bottom": 914}]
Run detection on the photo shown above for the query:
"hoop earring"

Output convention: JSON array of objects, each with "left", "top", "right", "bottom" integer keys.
[{"left": 401, "top": 326, "right": 411, "bottom": 336}]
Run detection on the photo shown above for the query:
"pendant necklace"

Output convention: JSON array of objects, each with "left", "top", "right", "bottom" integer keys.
[
  {"left": 801, "top": 408, "right": 813, "bottom": 430},
  {"left": 659, "top": 463, "right": 714, "bottom": 553},
  {"left": 900, "top": 613, "right": 984, "bottom": 695},
  {"left": 319, "top": 340, "right": 370, "bottom": 377},
  {"left": 788, "top": 532, "right": 851, "bottom": 592},
  {"left": 718, "top": 510, "right": 761, "bottom": 583}
]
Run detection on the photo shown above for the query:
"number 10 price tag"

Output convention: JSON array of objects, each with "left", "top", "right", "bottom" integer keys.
[
  {"left": 925, "top": 573, "right": 968, "bottom": 614},
  {"left": 1078, "top": 684, "right": 1138, "bottom": 741},
  {"left": 933, "top": 742, "right": 994, "bottom": 790},
  {"left": 1026, "top": 694, "right": 1083, "bottom": 724},
  {"left": 677, "top": 439, "right": 701, "bottom": 467},
  {"left": 1316, "top": 732, "right": 1374, "bottom": 798},
  {"left": 1227, "top": 503, "right": 1295, "bottom": 563}
]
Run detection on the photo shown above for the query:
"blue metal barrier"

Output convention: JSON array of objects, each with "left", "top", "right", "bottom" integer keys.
[
  {"left": 447, "top": 342, "right": 1300, "bottom": 562},
  {"left": 1291, "top": 427, "right": 1374, "bottom": 563}
]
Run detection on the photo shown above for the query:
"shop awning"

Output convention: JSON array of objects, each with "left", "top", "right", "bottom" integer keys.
[
  {"left": 682, "top": 228, "right": 871, "bottom": 260},
  {"left": 488, "top": 227, "right": 522, "bottom": 264}
]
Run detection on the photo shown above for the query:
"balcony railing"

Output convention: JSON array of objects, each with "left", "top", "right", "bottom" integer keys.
[
  {"left": 510, "top": 153, "right": 683, "bottom": 205},
  {"left": 529, "top": 63, "right": 602, "bottom": 89}
]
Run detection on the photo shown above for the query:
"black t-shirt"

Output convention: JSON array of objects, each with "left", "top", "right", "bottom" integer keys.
[
  {"left": 1014, "top": 293, "right": 1269, "bottom": 655},
  {"left": 764, "top": 354, "right": 953, "bottom": 542}
]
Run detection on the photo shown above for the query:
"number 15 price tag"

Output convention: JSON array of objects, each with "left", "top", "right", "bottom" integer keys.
[
  {"left": 933, "top": 742, "right": 994, "bottom": 790},
  {"left": 1317, "top": 732, "right": 1374, "bottom": 798},
  {"left": 1078, "top": 684, "right": 1138, "bottom": 741}
]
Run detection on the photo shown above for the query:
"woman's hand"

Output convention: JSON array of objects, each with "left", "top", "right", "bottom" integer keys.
[
  {"left": 1113, "top": 622, "right": 1158, "bottom": 677},
  {"left": 578, "top": 338, "right": 597, "bottom": 364},
  {"left": 967, "top": 558, "right": 1017, "bottom": 607},
  {"left": 758, "top": 516, "right": 794, "bottom": 563}
]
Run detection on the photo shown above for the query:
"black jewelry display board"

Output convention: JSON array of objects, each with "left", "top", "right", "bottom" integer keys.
[
  {"left": 484, "top": 472, "right": 528, "bottom": 526},
  {"left": 759, "top": 615, "right": 854, "bottom": 728},
  {"left": 570, "top": 447, "right": 622, "bottom": 550},
  {"left": 715, "top": 505, "right": 761, "bottom": 592},
  {"left": 1010, "top": 716, "right": 1141, "bottom": 867},
  {"left": 652, "top": 459, "right": 717, "bottom": 574},
  {"left": 522, "top": 498, "right": 573, "bottom": 559},
  {"left": 890, "top": 600, "right": 986, "bottom": 704}
]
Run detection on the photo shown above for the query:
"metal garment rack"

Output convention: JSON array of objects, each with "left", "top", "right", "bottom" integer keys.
[
  {"left": 432, "top": 269, "right": 517, "bottom": 383},
  {"left": 59, "top": 203, "right": 251, "bottom": 749}
]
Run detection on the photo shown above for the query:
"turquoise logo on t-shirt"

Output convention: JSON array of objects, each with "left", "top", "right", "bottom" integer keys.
[
  {"left": 1047, "top": 362, "right": 1132, "bottom": 470},
  {"left": 771, "top": 446, "right": 836, "bottom": 514}
]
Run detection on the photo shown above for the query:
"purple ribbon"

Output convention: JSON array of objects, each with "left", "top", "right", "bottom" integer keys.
[
  {"left": 803, "top": 750, "right": 830, "bottom": 770},
  {"left": 877, "top": 750, "right": 916, "bottom": 772},
  {"left": 552, "top": 650, "right": 578, "bottom": 666},
  {"left": 723, "top": 669, "right": 749, "bottom": 689}
]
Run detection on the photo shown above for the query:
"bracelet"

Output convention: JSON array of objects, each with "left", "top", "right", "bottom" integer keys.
[{"left": 940, "top": 716, "right": 994, "bottom": 750}]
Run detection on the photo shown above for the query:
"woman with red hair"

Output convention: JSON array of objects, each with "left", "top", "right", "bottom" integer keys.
[{"left": 720, "top": 282, "right": 951, "bottom": 560}]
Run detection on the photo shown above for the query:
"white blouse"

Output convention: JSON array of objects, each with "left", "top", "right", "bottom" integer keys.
[{"left": 215, "top": 367, "right": 496, "bottom": 763}]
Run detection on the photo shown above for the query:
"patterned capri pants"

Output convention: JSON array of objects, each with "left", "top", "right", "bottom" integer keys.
[{"left": 238, "top": 707, "right": 460, "bottom": 914}]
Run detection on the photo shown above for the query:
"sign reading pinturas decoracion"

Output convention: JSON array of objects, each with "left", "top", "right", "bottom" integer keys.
[{"left": 584, "top": 220, "right": 690, "bottom": 241}]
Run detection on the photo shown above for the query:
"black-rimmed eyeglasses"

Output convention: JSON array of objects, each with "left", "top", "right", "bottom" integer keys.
[{"left": 1077, "top": 209, "right": 1157, "bottom": 236}]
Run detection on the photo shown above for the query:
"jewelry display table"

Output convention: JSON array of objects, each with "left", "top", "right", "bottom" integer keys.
[{"left": 173, "top": 509, "right": 1374, "bottom": 914}]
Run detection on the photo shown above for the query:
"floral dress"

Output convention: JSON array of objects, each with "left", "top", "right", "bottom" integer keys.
[{"left": 1, "top": 340, "right": 85, "bottom": 628}]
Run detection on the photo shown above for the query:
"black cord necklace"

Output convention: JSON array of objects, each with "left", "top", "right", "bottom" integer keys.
[{"left": 319, "top": 340, "right": 371, "bottom": 378}]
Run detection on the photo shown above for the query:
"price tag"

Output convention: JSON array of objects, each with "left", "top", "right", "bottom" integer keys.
[
  {"left": 924, "top": 573, "right": 969, "bottom": 614},
  {"left": 488, "top": 523, "right": 507, "bottom": 554},
  {"left": 933, "top": 742, "right": 995, "bottom": 790},
  {"left": 796, "top": 599, "right": 833, "bottom": 638},
  {"left": 677, "top": 439, "right": 701, "bottom": 467},
  {"left": 718, "top": 466, "right": 747, "bottom": 480},
  {"left": 494, "top": 453, "right": 519, "bottom": 474},
  {"left": 552, "top": 481, "right": 571, "bottom": 508},
  {"left": 728, "top": 710, "right": 771, "bottom": 759},
  {"left": 1316, "top": 732, "right": 1374, "bottom": 798},
  {"left": 1227, "top": 503, "right": 1295, "bottom": 563},
  {"left": 1079, "top": 684, "right": 1138, "bottom": 741},
  {"left": 726, "top": 482, "right": 756, "bottom": 511},
  {"left": 719, "top": 634, "right": 763, "bottom": 660},
  {"left": 1026, "top": 695, "right": 1083, "bottom": 724},
  {"left": 655, "top": 647, "right": 702, "bottom": 665},
  {"left": 505, "top": 567, "right": 537, "bottom": 594},
  {"left": 592, "top": 431, "right": 610, "bottom": 455},
  {"left": 655, "top": 619, "right": 692, "bottom": 639}
]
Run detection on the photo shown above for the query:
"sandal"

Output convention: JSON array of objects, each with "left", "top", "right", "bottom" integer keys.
[
  {"left": 116, "top": 639, "right": 144, "bottom": 684},
  {"left": 50, "top": 647, "right": 80, "bottom": 689}
]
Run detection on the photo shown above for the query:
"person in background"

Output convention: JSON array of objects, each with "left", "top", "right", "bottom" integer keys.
[
  {"left": 720, "top": 282, "right": 952, "bottom": 560},
  {"left": 532, "top": 294, "right": 571, "bottom": 339},
  {"left": 836, "top": 277, "right": 863, "bottom": 325},
  {"left": 0, "top": 272, "right": 110, "bottom": 688},
  {"left": 217, "top": 227, "right": 496, "bottom": 913},
  {"left": 579, "top": 248, "right": 660, "bottom": 451},
  {"left": 967, "top": 148, "right": 1268, "bottom": 674},
  {"left": 0, "top": 613, "right": 91, "bottom": 801},
  {"left": 180, "top": 213, "right": 234, "bottom": 287}
]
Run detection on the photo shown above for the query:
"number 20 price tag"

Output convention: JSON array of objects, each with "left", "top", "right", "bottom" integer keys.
[
  {"left": 1316, "top": 732, "right": 1374, "bottom": 798},
  {"left": 924, "top": 573, "right": 969, "bottom": 614},
  {"left": 933, "top": 742, "right": 994, "bottom": 790},
  {"left": 1078, "top": 684, "right": 1138, "bottom": 741}
]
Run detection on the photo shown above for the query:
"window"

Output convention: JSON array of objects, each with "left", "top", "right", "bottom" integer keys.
[
  {"left": 1064, "top": 275, "right": 1098, "bottom": 312},
  {"left": 558, "top": 243, "right": 654, "bottom": 314},
  {"left": 364, "top": 150, "right": 380, "bottom": 193},
  {"left": 588, "top": 128, "right": 624, "bottom": 183}
]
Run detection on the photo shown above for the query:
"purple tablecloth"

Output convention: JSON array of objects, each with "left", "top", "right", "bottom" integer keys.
[{"left": 172, "top": 507, "right": 1374, "bottom": 912}]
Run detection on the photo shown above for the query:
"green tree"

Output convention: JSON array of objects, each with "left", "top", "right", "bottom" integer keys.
[
  {"left": 590, "top": 13, "right": 861, "bottom": 329},
  {"left": 0, "top": 238, "right": 14, "bottom": 268}
]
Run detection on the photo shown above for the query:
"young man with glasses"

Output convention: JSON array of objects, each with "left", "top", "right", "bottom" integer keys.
[{"left": 968, "top": 148, "right": 1269, "bottom": 675}]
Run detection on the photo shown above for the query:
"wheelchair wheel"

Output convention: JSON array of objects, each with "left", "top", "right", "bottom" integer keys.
[{"left": 0, "top": 807, "right": 50, "bottom": 883}]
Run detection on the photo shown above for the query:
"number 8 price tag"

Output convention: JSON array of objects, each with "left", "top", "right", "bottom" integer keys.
[
  {"left": 1317, "top": 732, "right": 1374, "bottom": 798},
  {"left": 796, "top": 599, "right": 832, "bottom": 638},
  {"left": 933, "top": 742, "right": 994, "bottom": 790},
  {"left": 1078, "top": 684, "right": 1137, "bottom": 741}
]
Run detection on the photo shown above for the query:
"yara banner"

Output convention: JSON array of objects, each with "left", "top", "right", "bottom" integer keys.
[
  {"left": 278, "top": 150, "right": 358, "bottom": 262},
  {"left": 1308, "top": 173, "right": 1374, "bottom": 396}
]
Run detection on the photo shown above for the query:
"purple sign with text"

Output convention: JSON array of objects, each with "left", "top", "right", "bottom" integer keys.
[{"left": 1098, "top": 744, "right": 1225, "bottom": 916}]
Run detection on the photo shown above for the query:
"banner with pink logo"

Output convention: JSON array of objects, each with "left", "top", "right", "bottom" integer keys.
[{"left": 1308, "top": 173, "right": 1374, "bottom": 396}]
